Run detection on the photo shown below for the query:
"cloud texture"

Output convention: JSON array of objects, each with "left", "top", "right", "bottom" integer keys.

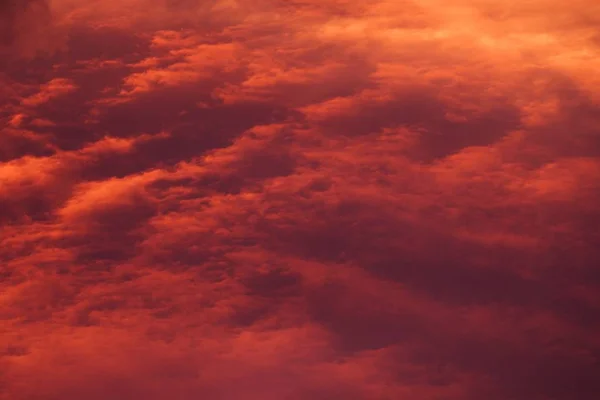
[{"left": 1, "top": 1, "right": 599, "bottom": 399}]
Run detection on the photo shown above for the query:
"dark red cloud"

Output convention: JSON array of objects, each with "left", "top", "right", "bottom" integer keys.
[
  {"left": 1, "top": 1, "right": 599, "bottom": 399},
  {"left": 0, "top": 0, "right": 67, "bottom": 59}
]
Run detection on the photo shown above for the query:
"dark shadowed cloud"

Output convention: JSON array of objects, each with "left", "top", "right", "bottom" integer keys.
[{"left": 0, "top": 0, "right": 67, "bottom": 59}]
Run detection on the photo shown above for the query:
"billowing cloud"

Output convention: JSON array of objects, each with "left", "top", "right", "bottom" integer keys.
[{"left": 1, "top": 0, "right": 599, "bottom": 399}]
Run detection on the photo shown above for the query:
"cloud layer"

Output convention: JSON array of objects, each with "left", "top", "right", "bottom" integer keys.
[{"left": 1, "top": 1, "right": 599, "bottom": 399}]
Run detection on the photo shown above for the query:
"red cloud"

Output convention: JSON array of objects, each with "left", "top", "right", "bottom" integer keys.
[
  {"left": 0, "top": 0, "right": 67, "bottom": 58},
  {"left": 1, "top": 1, "right": 599, "bottom": 399}
]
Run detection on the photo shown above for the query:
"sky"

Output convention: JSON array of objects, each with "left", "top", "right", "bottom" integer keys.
[{"left": 1, "top": 0, "right": 599, "bottom": 399}]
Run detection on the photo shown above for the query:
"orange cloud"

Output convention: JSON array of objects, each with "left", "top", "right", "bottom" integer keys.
[
  {"left": 2, "top": 0, "right": 599, "bottom": 399},
  {"left": 20, "top": 78, "right": 77, "bottom": 107}
]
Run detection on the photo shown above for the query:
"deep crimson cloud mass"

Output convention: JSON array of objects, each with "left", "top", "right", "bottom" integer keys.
[{"left": 1, "top": 0, "right": 600, "bottom": 399}]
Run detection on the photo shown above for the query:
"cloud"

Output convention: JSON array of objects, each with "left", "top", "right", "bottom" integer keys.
[
  {"left": 0, "top": 0, "right": 67, "bottom": 59},
  {"left": 20, "top": 78, "right": 77, "bottom": 106},
  {"left": 1, "top": 0, "right": 599, "bottom": 399}
]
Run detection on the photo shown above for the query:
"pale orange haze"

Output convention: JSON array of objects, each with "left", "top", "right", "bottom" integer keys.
[{"left": 1, "top": 0, "right": 599, "bottom": 399}]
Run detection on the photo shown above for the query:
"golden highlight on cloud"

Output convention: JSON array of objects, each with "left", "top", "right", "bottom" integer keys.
[{"left": 1, "top": 1, "right": 599, "bottom": 399}]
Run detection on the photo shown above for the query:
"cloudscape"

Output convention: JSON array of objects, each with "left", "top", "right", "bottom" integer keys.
[{"left": 1, "top": 1, "right": 599, "bottom": 399}]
